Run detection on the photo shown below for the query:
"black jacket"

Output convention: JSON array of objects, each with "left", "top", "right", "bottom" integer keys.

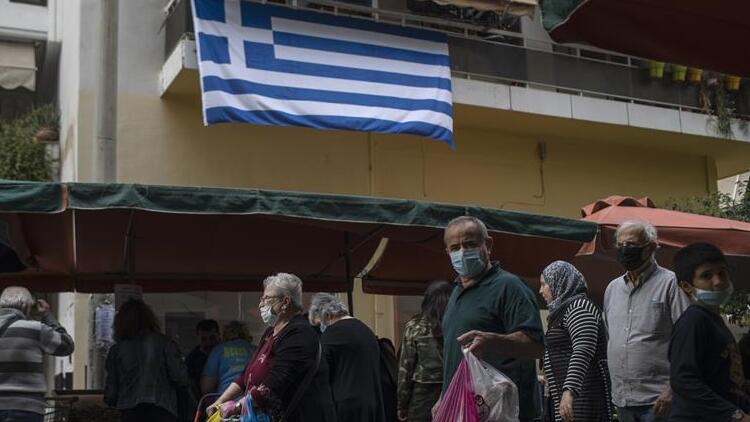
[
  {"left": 104, "top": 332, "right": 189, "bottom": 416},
  {"left": 263, "top": 314, "right": 337, "bottom": 422}
]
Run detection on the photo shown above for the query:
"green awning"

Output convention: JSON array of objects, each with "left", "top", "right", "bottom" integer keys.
[{"left": 0, "top": 181, "right": 597, "bottom": 294}]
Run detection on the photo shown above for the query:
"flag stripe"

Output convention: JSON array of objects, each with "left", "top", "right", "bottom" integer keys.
[
  {"left": 202, "top": 76, "right": 453, "bottom": 116},
  {"left": 201, "top": 62, "right": 453, "bottom": 103},
  {"left": 239, "top": 1, "right": 448, "bottom": 45},
  {"left": 272, "top": 32, "right": 450, "bottom": 67},
  {"left": 274, "top": 45, "right": 450, "bottom": 78},
  {"left": 206, "top": 107, "right": 454, "bottom": 144},
  {"left": 202, "top": 91, "right": 453, "bottom": 131},
  {"left": 243, "top": 42, "right": 452, "bottom": 90}
]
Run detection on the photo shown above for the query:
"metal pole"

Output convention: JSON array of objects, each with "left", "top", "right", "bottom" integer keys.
[
  {"left": 92, "top": 0, "right": 119, "bottom": 182},
  {"left": 89, "top": 0, "right": 119, "bottom": 390},
  {"left": 345, "top": 233, "right": 354, "bottom": 316}
]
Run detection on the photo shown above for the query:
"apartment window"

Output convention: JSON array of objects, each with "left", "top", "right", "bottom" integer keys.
[{"left": 10, "top": 0, "right": 48, "bottom": 6}]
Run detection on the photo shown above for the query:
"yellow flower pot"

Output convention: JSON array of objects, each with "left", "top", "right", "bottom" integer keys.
[
  {"left": 687, "top": 68, "right": 703, "bottom": 84},
  {"left": 672, "top": 65, "right": 687, "bottom": 82},
  {"left": 649, "top": 61, "right": 665, "bottom": 79},
  {"left": 725, "top": 75, "right": 741, "bottom": 91}
]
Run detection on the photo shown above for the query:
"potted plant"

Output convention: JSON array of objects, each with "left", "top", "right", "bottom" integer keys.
[
  {"left": 649, "top": 61, "right": 665, "bottom": 78},
  {"left": 726, "top": 75, "right": 742, "bottom": 91},
  {"left": 672, "top": 65, "right": 687, "bottom": 82},
  {"left": 700, "top": 72, "right": 735, "bottom": 138},
  {"left": 687, "top": 68, "right": 703, "bottom": 83}
]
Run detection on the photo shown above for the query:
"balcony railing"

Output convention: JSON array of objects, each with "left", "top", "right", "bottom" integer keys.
[{"left": 163, "top": 0, "right": 749, "bottom": 120}]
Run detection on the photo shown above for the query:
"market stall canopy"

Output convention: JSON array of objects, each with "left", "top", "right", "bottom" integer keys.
[
  {"left": 0, "top": 181, "right": 597, "bottom": 295},
  {"left": 541, "top": 0, "right": 750, "bottom": 77},
  {"left": 574, "top": 195, "right": 750, "bottom": 303}
]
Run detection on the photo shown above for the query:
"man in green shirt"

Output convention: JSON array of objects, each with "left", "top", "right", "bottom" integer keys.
[{"left": 442, "top": 216, "right": 545, "bottom": 422}]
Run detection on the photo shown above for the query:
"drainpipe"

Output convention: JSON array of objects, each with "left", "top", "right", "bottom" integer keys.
[
  {"left": 89, "top": 0, "right": 119, "bottom": 390},
  {"left": 92, "top": 0, "right": 118, "bottom": 182}
]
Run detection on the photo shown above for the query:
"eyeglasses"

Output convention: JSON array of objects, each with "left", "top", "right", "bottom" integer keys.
[
  {"left": 616, "top": 241, "right": 651, "bottom": 249},
  {"left": 260, "top": 295, "right": 283, "bottom": 303}
]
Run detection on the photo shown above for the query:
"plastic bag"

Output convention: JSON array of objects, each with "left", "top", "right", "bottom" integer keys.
[
  {"left": 239, "top": 394, "right": 271, "bottom": 422},
  {"left": 433, "top": 354, "right": 480, "bottom": 422},
  {"left": 465, "top": 350, "right": 519, "bottom": 422}
]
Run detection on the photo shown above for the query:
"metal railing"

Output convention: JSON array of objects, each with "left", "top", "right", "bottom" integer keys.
[{"left": 163, "top": 0, "right": 749, "bottom": 121}]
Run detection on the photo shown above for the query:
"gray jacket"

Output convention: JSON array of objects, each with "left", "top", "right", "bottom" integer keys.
[{"left": 104, "top": 332, "right": 189, "bottom": 416}]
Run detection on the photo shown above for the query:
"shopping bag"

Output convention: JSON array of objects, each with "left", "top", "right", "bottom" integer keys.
[
  {"left": 239, "top": 394, "right": 271, "bottom": 422},
  {"left": 465, "top": 350, "right": 519, "bottom": 422},
  {"left": 206, "top": 411, "right": 222, "bottom": 422},
  {"left": 433, "top": 354, "right": 480, "bottom": 422}
]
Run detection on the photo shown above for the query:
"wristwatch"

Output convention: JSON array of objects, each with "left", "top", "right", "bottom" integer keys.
[{"left": 732, "top": 409, "right": 744, "bottom": 421}]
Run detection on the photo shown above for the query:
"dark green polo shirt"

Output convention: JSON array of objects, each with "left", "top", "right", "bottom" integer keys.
[{"left": 442, "top": 263, "right": 544, "bottom": 420}]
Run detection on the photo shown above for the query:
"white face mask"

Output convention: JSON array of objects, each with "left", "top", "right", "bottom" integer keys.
[{"left": 260, "top": 304, "right": 279, "bottom": 327}]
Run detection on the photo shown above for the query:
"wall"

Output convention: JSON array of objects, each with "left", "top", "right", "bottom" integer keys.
[{"left": 0, "top": 0, "right": 47, "bottom": 40}]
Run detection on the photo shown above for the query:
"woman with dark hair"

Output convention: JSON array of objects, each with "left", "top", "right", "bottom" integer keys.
[
  {"left": 104, "top": 299, "right": 189, "bottom": 422},
  {"left": 396, "top": 280, "right": 453, "bottom": 422},
  {"left": 539, "top": 261, "right": 612, "bottom": 422}
]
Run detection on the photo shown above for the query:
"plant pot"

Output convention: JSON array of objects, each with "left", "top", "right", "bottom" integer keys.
[
  {"left": 687, "top": 68, "right": 703, "bottom": 84},
  {"left": 35, "top": 127, "right": 59, "bottom": 144},
  {"left": 649, "top": 61, "right": 665, "bottom": 79},
  {"left": 672, "top": 65, "right": 687, "bottom": 82},
  {"left": 725, "top": 75, "right": 741, "bottom": 91}
]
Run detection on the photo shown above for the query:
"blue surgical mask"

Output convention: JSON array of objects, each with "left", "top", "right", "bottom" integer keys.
[
  {"left": 449, "top": 247, "right": 486, "bottom": 278},
  {"left": 694, "top": 283, "right": 734, "bottom": 307}
]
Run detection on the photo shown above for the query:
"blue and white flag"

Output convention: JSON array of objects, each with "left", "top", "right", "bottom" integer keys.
[{"left": 191, "top": 0, "right": 454, "bottom": 147}]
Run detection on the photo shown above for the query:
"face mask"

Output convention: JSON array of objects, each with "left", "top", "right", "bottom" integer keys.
[
  {"left": 319, "top": 321, "right": 327, "bottom": 333},
  {"left": 450, "top": 247, "right": 486, "bottom": 278},
  {"left": 260, "top": 304, "right": 278, "bottom": 327},
  {"left": 617, "top": 245, "right": 648, "bottom": 271},
  {"left": 694, "top": 283, "right": 734, "bottom": 307}
]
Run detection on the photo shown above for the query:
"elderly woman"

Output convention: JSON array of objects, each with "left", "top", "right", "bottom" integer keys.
[
  {"left": 208, "top": 273, "right": 336, "bottom": 422},
  {"left": 539, "top": 261, "right": 612, "bottom": 422},
  {"left": 309, "top": 293, "right": 386, "bottom": 422},
  {"left": 201, "top": 321, "right": 256, "bottom": 395}
]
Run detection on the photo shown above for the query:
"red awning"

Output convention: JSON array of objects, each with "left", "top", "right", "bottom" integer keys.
[{"left": 546, "top": 0, "right": 750, "bottom": 77}]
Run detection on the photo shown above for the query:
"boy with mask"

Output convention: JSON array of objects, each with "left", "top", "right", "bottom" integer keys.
[
  {"left": 669, "top": 242, "right": 750, "bottom": 422},
  {"left": 603, "top": 220, "right": 689, "bottom": 422}
]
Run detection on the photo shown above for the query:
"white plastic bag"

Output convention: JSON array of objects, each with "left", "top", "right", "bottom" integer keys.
[{"left": 464, "top": 349, "right": 519, "bottom": 422}]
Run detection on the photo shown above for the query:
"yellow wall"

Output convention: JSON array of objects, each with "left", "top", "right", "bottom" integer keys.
[{"left": 71, "top": 92, "right": 717, "bottom": 341}]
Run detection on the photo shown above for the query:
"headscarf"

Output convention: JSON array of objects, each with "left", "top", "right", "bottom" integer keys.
[{"left": 542, "top": 260, "right": 588, "bottom": 323}]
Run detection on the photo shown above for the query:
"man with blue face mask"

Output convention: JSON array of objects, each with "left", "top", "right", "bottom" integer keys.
[
  {"left": 439, "top": 216, "right": 544, "bottom": 422},
  {"left": 669, "top": 243, "right": 750, "bottom": 422}
]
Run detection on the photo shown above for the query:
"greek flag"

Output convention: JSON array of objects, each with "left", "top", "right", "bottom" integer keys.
[{"left": 191, "top": 0, "right": 454, "bottom": 147}]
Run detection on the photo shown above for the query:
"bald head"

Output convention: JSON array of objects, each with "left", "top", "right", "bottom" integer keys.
[{"left": 0, "top": 286, "right": 35, "bottom": 313}]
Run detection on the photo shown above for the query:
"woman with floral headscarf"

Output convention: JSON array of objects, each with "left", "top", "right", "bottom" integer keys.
[{"left": 539, "top": 261, "right": 613, "bottom": 422}]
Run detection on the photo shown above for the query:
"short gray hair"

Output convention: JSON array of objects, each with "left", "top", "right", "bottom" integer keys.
[
  {"left": 309, "top": 293, "right": 349, "bottom": 323},
  {"left": 444, "top": 216, "right": 489, "bottom": 242},
  {"left": 263, "top": 273, "right": 303, "bottom": 310},
  {"left": 0, "top": 286, "right": 35, "bottom": 311},
  {"left": 615, "top": 220, "right": 658, "bottom": 243}
]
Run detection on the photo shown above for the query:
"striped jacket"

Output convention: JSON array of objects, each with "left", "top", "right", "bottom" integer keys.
[{"left": 0, "top": 307, "right": 75, "bottom": 414}]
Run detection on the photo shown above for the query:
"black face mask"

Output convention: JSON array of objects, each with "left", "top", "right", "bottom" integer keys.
[{"left": 617, "top": 245, "right": 648, "bottom": 271}]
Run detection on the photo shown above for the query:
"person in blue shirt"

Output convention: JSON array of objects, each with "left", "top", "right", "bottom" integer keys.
[{"left": 201, "top": 321, "right": 256, "bottom": 396}]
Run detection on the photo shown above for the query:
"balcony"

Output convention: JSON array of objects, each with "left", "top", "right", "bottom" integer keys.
[{"left": 160, "top": 0, "right": 750, "bottom": 141}]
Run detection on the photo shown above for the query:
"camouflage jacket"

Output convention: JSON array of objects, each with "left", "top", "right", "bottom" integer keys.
[{"left": 397, "top": 316, "right": 443, "bottom": 408}]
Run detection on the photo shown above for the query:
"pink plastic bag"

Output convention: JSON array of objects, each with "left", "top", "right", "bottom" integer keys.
[{"left": 433, "top": 356, "right": 481, "bottom": 422}]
